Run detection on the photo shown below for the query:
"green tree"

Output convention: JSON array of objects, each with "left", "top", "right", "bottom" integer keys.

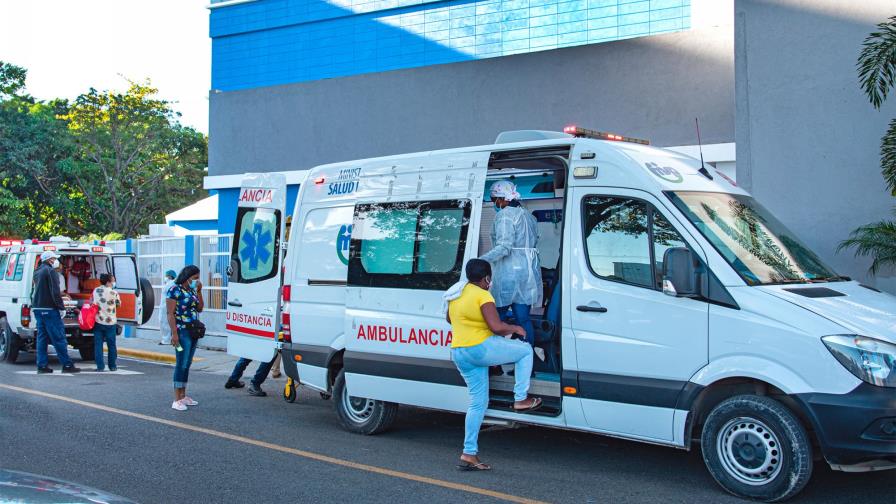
[
  {"left": 0, "top": 61, "right": 74, "bottom": 237},
  {"left": 839, "top": 16, "right": 896, "bottom": 274},
  {"left": 57, "top": 80, "right": 207, "bottom": 237}
]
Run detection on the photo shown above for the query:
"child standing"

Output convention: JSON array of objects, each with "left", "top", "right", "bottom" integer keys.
[{"left": 92, "top": 273, "right": 121, "bottom": 371}]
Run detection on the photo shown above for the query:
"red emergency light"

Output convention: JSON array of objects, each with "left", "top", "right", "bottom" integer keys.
[
  {"left": 314, "top": 176, "right": 326, "bottom": 185},
  {"left": 563, "top": 125, "right": 649, "bottom": 145}
]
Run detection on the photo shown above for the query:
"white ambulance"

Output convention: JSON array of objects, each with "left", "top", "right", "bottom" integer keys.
[
  {"left": 0, "top": 237, "right": 154, "bottom": 363},
  {"left": 226, "top": 128, "right": 895, "bottom": 501}
]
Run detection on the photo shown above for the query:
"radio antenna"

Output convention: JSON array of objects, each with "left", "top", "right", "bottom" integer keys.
[{"left": 695, "top": 118, "right": 713, "bottom": 180}]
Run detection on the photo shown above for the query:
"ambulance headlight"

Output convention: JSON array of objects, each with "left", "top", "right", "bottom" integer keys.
[{"left": 822, "top": 335, "right": 896, "bottom": 388}]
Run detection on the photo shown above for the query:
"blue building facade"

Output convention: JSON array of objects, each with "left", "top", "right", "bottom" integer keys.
[{"left": 211, "top": 0, "right": 690, "bottom": 91}]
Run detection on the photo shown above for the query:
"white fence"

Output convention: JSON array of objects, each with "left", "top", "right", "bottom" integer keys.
[
  {"left": 135, "top": 237, "right": 186, "bottom": 332},
  {"left": 197, "top": 234, "right": 232, "bottom": 339}
]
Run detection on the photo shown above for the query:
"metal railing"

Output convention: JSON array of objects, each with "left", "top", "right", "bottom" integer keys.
[{"left": 198, "top": 234, "right": 232, "bottom": 338}]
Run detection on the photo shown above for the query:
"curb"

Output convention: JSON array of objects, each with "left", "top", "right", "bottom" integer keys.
[{"left": 115, "top": 348, "right": 204, "bottom": 364}]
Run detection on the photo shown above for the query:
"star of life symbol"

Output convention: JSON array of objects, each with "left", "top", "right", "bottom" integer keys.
[{"left": 240, "top": 222, "right": 273, "bottom": 271}]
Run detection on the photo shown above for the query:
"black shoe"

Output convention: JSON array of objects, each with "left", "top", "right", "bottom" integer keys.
[
  {"left": 225, "top": 380, "right": 245, "bottom": 389},
  {"left": 248, "top": 383, "right": 267, "bottom": 397},
  {"left": 62, "top": 365, "right": 81, "bottom": 374},
  {"left": 488, "top": 366, "right": 503, "bottom": 377},
  {"left": 109, "top": 367, "right": 117, "bottom": 372},
  {"left": 37, "top": 367, "right": 53, "bottom": 374}
]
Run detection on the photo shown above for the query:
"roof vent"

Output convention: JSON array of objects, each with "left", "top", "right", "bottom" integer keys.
[{"left": 495, "top": 130, "right": 572, "bottom": 144}]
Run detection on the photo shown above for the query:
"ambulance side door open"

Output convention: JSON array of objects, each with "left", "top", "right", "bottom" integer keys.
[
  {"left": 567, "top": 186, "right": 709, "bottom": 443},
  {"left": 226, "top": 174, "right": 287, "bottom": 362},
  {"left": 111, "top": 253, "right": 143, "bottom": 325},
  {"left": 343, "top": 153, "right": 488, "bottom": 412}
]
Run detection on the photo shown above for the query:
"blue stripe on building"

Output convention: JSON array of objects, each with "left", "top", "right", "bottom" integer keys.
[{"left": 211, "top": 0, "right": 691, "bottom": 91}]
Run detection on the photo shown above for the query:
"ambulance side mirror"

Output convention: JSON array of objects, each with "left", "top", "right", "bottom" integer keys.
[{"left": 662, "top": 248, "right": 700, "bottom": 298}]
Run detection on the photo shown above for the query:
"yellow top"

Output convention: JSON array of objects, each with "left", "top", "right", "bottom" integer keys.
[{"left": 448, "top": 283, "right": 495, "bottom": 348}]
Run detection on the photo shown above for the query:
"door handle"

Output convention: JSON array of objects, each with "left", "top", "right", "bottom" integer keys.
[
  {"left": 228, "top": 300, "right": 243, "bottom": 307},
  {"left": 576, "top": 304, "right": 608, "bottom": 313}
]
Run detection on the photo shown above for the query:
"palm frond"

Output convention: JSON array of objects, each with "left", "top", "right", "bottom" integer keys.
[
  {"left": 837, "top": 211, "right": 896, "bottom": 275},
  {"left": 883, "top": 117, "right": 896, "bottom": 195},
  {"left": 858, "top": 16, "right": 896, "bottom": 108}
]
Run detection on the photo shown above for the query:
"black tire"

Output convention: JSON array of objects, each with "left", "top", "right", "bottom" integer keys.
[
  {"left": 333, "top": 370, "right": 397, "bottom": 435},
  {"left": 140, "top": 277, "right": 155, "bottom": 325},
  {"left": 78, "top": 339, "right": 96, "bottom": 362},
  {"left": 0, "top": 317, "right": 20, "bottom": 363},
  {"left": 701, "top": 395, "right": 813, "bottom": 502}
]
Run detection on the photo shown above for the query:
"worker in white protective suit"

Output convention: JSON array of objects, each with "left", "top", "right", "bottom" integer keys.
[{"left": 479, "top": 181, "right": 542, "bottom": 349}]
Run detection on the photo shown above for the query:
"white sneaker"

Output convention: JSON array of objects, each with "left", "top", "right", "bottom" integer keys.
[
  {"left": 171, "top": 400, "right": 188, "bottom": 411},
  {"left": 182, "top": 396, "right": 198, "bottom": 406}
]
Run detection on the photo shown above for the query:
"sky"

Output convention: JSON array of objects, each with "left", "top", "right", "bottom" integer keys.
[{"left": 0, "top": 0, "right": 211, "bottom": 133}]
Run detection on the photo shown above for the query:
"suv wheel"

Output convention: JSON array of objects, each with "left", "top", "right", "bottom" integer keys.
[
  {"left": 78, "top": 340, "right": 96, "bottom": 362},
  {"left": 0, "top": 317, "right": 20, "bottom": 363},
  {"left": 701, "top": 394, "right": 813, "bottom": 502},
  {"left": 333, "top": 370, "right": 397, "bottom": 435}
]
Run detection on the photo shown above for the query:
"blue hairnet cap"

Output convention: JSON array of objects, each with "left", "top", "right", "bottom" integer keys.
[{"left": 165, "top": 270, "right": 177, "bottom": 279}]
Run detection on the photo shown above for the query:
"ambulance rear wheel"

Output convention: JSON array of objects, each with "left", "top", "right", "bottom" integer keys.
[{"left": 334, "top": 370, "right": 397, "bottom": 435}]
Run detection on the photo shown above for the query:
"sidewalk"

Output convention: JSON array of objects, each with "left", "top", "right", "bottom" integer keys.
[{"left": 116, "top": 335, "right": 240, "bottom": 376}]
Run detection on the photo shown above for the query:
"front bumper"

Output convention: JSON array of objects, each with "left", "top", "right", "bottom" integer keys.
[{"left": 795, "top": 383, "right": 896, "bottom": 470}]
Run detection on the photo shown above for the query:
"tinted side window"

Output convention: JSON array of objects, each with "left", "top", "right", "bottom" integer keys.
[
  {"left": 349, "top": 200, "right": 471, "bottom": 290},
  {"left": 0, "top": 255, "right": 7, "bottom": 281},
  {"left": 583, "top": 197, "right": 653, "bottom": 288},
  {"left": 12, "top": 254, "right": 25, "bottom": 281},
  {"left": 652, "top": 212, "right": 688, "bottom": 289},
  {"left": 4, "top": 254, "right": 16, "bottom": 280},
  {"left": 582, "top": 196, "right": 687, "bottom": 290}
]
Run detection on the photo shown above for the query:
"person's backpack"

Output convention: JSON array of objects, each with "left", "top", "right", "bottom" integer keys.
[{"left": 79, "top": 302, "right": 99, "bottom": 331}]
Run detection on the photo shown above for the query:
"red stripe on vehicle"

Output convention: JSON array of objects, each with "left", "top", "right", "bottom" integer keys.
[{"left": 226, "top": 323, "right": 275, "bottom": 338}]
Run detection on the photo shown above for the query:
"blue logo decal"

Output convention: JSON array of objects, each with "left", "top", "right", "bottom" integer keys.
[
  {"left": 240, "top": 223, "right": 273, "bottom": 271},
  {"left": 337, "top": 224, "right": 353, "bottom": 265}
]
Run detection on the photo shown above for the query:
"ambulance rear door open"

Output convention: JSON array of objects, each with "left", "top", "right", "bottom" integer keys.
[{"left": 226, "top": 173, "right": 287, "bottom": 362}]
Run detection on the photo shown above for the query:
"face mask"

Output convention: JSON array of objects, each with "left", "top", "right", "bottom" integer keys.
[
  {"left": 190, "top": 279, "right": 198, "bottom": 289},
  {"left": 485, "top": 276, "right": 492, "bottom": 290},
  {"left": 52, "top": 260, "right": 61, "bottom": 269},
  {"left": 493, "top": 202, "right": 501, "bottom": 212},
  {"left": 111, "top": 282, "right": 117, "bottom": 289}
]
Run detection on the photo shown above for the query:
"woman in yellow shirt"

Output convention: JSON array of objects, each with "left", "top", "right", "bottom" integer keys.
[{"left": 447, "top": 259, "right": 542, "bottom": 471}]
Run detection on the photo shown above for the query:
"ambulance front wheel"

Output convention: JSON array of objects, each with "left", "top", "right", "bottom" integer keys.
[
  {"left": 701, "top": 395, "right": 813, "bottom": 502},
  {"left": 334, "top": 370, "right": 397, "bottom": 435}
]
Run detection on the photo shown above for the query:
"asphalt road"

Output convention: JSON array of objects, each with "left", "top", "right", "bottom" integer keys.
[{"left": 0, "top": 355, "right": 893, "bottom": 504}]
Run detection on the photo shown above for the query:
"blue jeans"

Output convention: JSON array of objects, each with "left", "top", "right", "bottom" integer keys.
[
  {"left": 34, "top": 309, "right": 73, "bottom": 369},
  {"left": 93, "top": 323, "right": 117, "bottom": 371},
  {"left": 497, "top": 303, "right": 535, "bottom": 347},
  {"left": 228, "top": 356, "right": 276, "bottom": 387},
  {"left": 451, "top": 336, "right": 533, "bottom": 455},
  {"left": 173, "top": 328, "right": 198, "bottom": 388}
]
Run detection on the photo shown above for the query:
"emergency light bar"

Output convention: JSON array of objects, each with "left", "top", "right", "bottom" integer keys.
[{"left": 563, "top": 125, "right": 649, "bottom": 145}]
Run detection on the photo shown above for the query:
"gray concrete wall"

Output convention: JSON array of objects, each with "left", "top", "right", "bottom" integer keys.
[
  {"left": 735, "top": 0, "right": 896, "bottom": 292},
  {"left": 209, "top": 25, "right": 734, "bottom": 175}
]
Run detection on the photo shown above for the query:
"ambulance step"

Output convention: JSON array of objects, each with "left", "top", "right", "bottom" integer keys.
[{"left": 488, "top": 391, "right": 561, "bottom": 417}]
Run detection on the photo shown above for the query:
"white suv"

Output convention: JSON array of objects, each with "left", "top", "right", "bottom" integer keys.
[{"left": 0, "top": 238, "right": 154, "bottom": 363}]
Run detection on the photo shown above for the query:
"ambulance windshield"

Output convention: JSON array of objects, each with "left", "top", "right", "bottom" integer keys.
[{"left": 667, "top": 191, "right": 840, "bottom": 285}]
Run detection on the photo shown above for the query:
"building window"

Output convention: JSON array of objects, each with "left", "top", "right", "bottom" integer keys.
[{"left": 349, "top": 199, "right": 471, "bottom": 290}]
